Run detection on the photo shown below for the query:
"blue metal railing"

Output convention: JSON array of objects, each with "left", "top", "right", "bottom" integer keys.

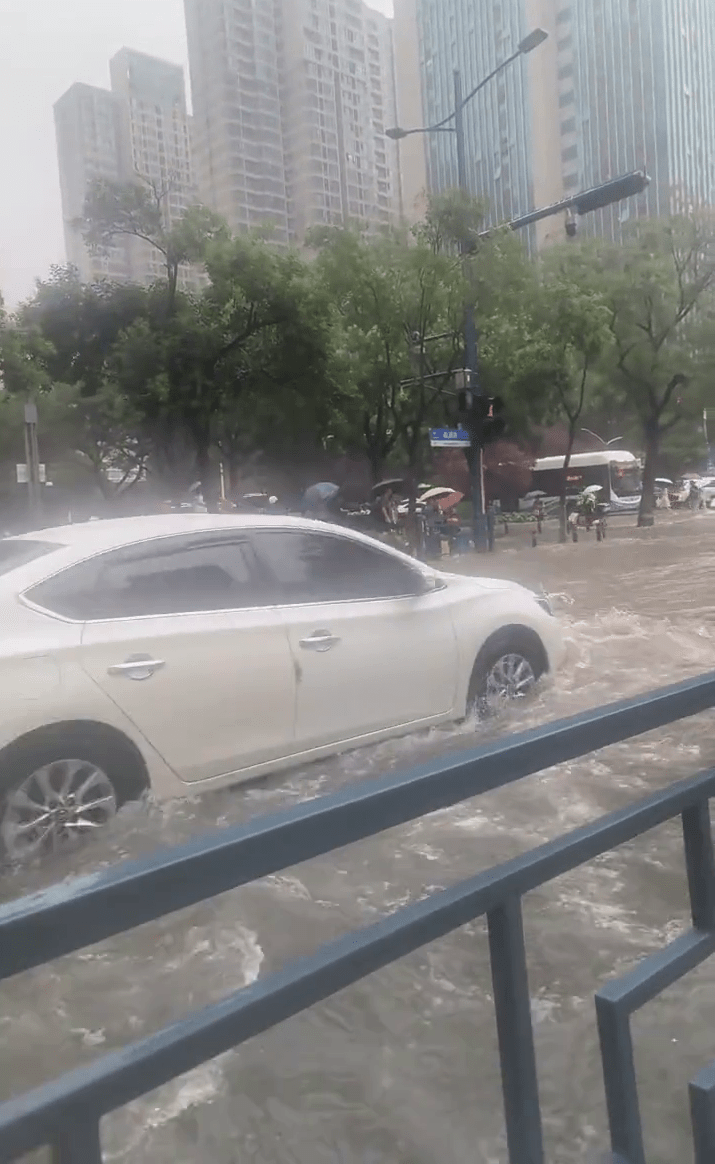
[{"left": 3, "top": 674, "right": 715, "bottom": 1164}]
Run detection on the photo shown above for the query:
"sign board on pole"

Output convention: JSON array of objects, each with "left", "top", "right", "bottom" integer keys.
[
  {"left": 16, "top": 464, "right": 46, "bottom": 484},
  {"left": 429, "top": 428, "right": 471, "bottom": 448}
]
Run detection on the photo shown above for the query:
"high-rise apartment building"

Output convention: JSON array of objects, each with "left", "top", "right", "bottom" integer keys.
[
  {"left": 54, "top": 50, "right": 199, "bottom": 286},
  {"left": 54, "top": 83, "right": 129, "bottom": 282},
  {"left": 184, "top": 0, "right": 290, "bottom": 241},
  {"left": 183, "top": 0, "right": 399, "bottom": 241}
]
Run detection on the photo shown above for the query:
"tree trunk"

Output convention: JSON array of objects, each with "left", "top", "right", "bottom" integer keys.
[
  {"left": 196, "top": 437, "right": 219, "bottom": 512},
  {"left": 558, "top": 426, "right": 576, "bottom": 543},
  {"left": 366, "top": 446, "right": 383, "bottom": 485},
  {"left": 637, "top": 422, "right": 659, "bottom": 527}
]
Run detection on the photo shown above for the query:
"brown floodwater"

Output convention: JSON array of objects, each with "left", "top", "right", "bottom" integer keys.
[{"left": 3, "top": 509, "right": 715, "bottom": 1164}]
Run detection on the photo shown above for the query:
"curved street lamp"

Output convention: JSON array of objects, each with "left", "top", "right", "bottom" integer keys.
[
  {"left": 581, "top": 428, "right": 624, "bottom": 448},
  {"left": 384, "top": 28, "right": 548, "bottom": 550}
]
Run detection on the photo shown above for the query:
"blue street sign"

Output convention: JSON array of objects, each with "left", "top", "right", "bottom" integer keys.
[{"left": 429, "top": 428, "right": 471, "bottom": 448}]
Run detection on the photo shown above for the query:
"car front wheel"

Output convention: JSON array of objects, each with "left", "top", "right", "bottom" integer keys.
[{"left": 468, "top": 630, "right": 546, "bottom": 717}]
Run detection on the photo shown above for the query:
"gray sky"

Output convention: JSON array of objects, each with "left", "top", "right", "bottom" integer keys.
[{"left": 0, "top": 0, "right": 391, "bottom": 310}]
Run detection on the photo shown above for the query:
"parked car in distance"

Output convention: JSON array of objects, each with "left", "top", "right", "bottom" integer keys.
[
  {"left": 0, "top": 515, "right": 564, "bottom": 863},
  {"left": 696, "top": 478, "right": 715, "bottom": 506}
]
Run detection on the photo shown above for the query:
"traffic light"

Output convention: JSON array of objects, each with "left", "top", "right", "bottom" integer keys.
[
  {"left": 573, "top": 170, "right": 649, "bottom": 216},
  {"left": 483, "top": 395, "right": 506, "bottom": 443},
  {"left": 467, "top": 395, "right": 506, "bottom": 443}
]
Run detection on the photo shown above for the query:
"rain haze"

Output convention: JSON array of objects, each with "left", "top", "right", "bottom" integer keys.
[
  {"left": 3, "top": 2, "right": 715, "bottom": 1163},
  {"left": 0, "top": 0, "right": 393, "bottom": 308}
]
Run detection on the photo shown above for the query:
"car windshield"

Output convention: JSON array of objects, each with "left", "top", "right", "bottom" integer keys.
[{"left": 0, "top": 539, "right": 61, "bottom": 577}]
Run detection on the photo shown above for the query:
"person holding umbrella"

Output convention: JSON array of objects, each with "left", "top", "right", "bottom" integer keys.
[
  {"left": 301, "top": 482, "right": 341, "bottom": 521},
  {"left": 369, "top": 480, "right": 403, "bottom": 534}
]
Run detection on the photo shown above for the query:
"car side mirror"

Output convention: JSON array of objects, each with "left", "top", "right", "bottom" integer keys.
[{"left": 419, "top": 573, "right": 444, "bottom": 594}]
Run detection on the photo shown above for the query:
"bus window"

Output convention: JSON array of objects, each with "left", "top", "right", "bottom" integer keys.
[
  {"left": 611, "top": 464, "right": 641, "bottom": 497},
  {"left": 532, "top": 464, "right": 610, "bottom": 497}
]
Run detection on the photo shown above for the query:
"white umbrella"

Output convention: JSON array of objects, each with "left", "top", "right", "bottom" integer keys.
[
  {"left": 582, "top": 484, "right": 603, "bottom": 495},
  {"left": 655, "top": 477, "right": 673, "bottom": 486},
  {"left": 419, "top": 486, "right": 458, "bottom": 502}
]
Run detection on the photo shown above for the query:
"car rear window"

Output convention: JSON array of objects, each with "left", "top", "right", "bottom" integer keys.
[{"left": 0, "top": 539, "right": 60, "bottom": 577}]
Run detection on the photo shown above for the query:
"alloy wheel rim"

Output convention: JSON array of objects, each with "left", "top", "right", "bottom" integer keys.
[
  {"left": 485, "top": 653, "right": 537, "bottom": 705},
  {"left": 1, "top": 759, "right": 117, "bottom": 862}
]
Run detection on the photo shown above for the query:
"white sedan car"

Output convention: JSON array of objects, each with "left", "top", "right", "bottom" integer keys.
[{"left": 0, "top": 515, "right": 564, "bottom": 862}]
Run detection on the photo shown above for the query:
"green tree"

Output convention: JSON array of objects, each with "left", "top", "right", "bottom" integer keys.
[
  {"left": 525, "top": 266, "right": 614, "bottom": 539},
  {"left": 310, "top": 225, "right": 469, "bottom": 487},
  {"left": 577, "top": 218, "right": 715, "bottom": 525},
  {"left": 22, "top": 267, "right": 147, "bottom": 393},
  {"left": 80, "top": 177, "right": 226, "bottom": 310},
  {"left": 18, "top": 270, "right": 151, "bottom": 493},
  {"left": 111, "top": 234, "right": 335, "bottom": 505},
  {"left": 0, "top": 294, "right": 54, "bottom": 398}
]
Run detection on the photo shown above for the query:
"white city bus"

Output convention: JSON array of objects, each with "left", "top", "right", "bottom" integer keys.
[{"left": 524, "top": 450, "right": 642, "bottom": 513}]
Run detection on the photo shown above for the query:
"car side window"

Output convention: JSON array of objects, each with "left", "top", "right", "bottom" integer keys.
[
  {"left": 26, "top": 537, "right": 265, "bottom": 619},
  {"left": 252, "top": 530, "right": 424, "bottom": 603}
]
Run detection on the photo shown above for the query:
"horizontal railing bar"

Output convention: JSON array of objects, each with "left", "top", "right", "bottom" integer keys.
[
  {"left": 0, "top": 766, "right": 713, "bottom": 1160},
  {"left": 596, "top": 929, "right": 715, "bottom": 1014},
  {"left": 2, "top": 671, "right": 715, "bottom": 981}
]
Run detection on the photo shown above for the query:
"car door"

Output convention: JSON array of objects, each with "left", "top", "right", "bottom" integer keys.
[
  {"left": 29, "top": 534, "right": 296, "bottom": 783},
  {"left": 251, "top": 528, "right": 459, "bottom": 752}
]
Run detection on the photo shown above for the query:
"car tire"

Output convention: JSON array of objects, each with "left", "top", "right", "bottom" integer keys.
[
  {"left": 0, "top": 726, "right": 147, "bottom": 864},
  {"left": 467, "top": 629, "right": 547, "bottom": 718}
]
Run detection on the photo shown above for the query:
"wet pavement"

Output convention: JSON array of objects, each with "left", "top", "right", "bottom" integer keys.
[{"left": 3, "top": 509, "right": 715, "bottom": 1163}]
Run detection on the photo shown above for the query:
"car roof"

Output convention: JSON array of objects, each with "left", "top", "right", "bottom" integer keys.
[
  {"left": 11, "top": 514, "right": 339, "bottom": 551},
  {"left": 10, "top": 514, "right": 420, "bottom": 567}
]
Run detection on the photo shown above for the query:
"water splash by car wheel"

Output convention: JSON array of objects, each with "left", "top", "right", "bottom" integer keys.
[{"left": 1, "top": 759, "right": 117, "bottom": 862}]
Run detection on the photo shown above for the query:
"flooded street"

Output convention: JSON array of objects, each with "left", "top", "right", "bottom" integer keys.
[{"left": 4, "top": 510, "right": 715, "bottom": 1164}]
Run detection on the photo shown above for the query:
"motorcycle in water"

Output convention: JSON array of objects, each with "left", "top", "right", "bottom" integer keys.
[{"left": 567, "top": 490, "right": 608, "bottom": 542}]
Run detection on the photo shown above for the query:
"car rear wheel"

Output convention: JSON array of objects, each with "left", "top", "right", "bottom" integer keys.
[
  {"left": 468, "top": 630, "right": 546, "bottom": 717},
  {"left": 0, "top": 730, "right": 144, "bottom": 864}
]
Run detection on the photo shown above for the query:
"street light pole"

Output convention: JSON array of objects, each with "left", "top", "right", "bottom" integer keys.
[
  {"left": 386, "top": 27, "right": 548, "bottom": 552},
  {"left": 453, "top": 68, "right": 486, "bottom": 548},
  {"left": 23, "top": 401, "right": 42, "bottom": 526}
]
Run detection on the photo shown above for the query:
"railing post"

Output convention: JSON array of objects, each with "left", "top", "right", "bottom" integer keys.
[
  {"left": 487, "top": 896, "right": 544, "bottom": 1164},
  {"left": 682, "top": 801, "right": 715, "bottom": 930},
  {"left": 595, "top": 996, "right": 644, "bottom": 1164},
  {"left": 51, "top": 1119, "right": 103, "bottom": 1164},
  {"left": 690, "top": 1063, "right": 715, "bottom": 1164}
]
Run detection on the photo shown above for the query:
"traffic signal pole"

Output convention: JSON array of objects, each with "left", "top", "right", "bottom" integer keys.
[
  {"left": 386, "top": 34, "right": 550, "bottom": 554},
  {"left": 454, "top": 70, "right": 488, "bottom": 552},
  {"left": 477, "top": 170, "right": 650, "bottom": 241}
]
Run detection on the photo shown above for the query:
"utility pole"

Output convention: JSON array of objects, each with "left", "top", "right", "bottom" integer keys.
[
  {"left": 23, "top": 401, "right": 42, "bottom": 526},
  {"left": 453, "top": 68, "right": 487, "bottom": 551},
  {"left": 387, "top": 28, "right": 549, "bottom": 552}
]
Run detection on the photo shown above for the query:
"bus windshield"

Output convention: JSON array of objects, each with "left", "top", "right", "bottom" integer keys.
[{"left": 611, "top": 464, "right": 641, "bottom": 497}]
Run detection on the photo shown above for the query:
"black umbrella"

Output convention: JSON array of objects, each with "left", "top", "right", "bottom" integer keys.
[{"left": 371, "top": 478, "right": 405, "bottom": 497}]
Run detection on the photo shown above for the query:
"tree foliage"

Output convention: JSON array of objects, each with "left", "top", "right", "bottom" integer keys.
[
  {"left": 562, "top": 218, "right": 715, "bottom": 524},
  {"left": 4, "top": 194, "right": 715, "bottom": 530}
]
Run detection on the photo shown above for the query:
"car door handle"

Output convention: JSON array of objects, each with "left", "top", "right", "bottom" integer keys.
[
  {"left": 107, "top": 656, "right": 166, "bottom": 680},
  {"left": 298, "top": 631, "right": 340, "bottom": 652}
]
